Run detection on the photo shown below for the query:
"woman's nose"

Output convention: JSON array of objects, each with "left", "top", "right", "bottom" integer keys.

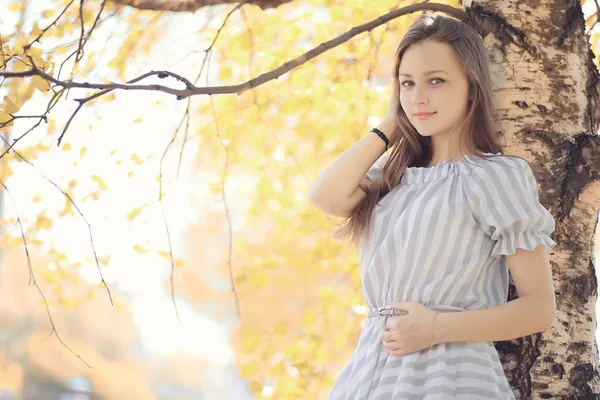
[{"left": 412, "top": 88, "right": 429, "bottom": 105}]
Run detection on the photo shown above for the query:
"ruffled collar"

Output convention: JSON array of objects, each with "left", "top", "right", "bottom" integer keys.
[{"left": 401, "top": 152, "right": 501, "bottom": 185}]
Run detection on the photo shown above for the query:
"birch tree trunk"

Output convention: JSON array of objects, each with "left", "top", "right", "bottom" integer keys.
[{"left": 466, "top": 0, "right": 600, "bottom": 397}]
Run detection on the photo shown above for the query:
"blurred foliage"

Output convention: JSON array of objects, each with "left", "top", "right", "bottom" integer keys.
[{"left": 0, "top": 0, "right": 599, "bottom": 398}]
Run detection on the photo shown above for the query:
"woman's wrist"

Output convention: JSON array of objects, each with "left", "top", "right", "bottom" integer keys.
[{"left": 375, "top": 119, "right": 398, "bottom": 139}]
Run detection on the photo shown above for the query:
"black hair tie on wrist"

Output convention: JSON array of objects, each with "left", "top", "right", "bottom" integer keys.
[{"left": 370, "top": 128, "right": 389, "bottom": 151}]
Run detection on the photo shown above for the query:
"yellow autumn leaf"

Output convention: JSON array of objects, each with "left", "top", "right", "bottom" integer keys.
[
  {"left": 0, "top": 112, "right": 12, "bottom": 123},
  {"left": 133, "top": 118, "right": 142, "bottom": 123},
  {"left": 240, "top": 361, "right": 259, "bottom": 379},
  {"left": 41, "top": 9, "right": 55, "bottom": 18},
  {"left": 270, "top": 362, "right": 286, "bottom": 375},
  {"left": 158, "top": 250, "right": 169, "bottom": 260},
  {"left": 133, "top": 244, "right": 148, "bottom": 254},
  {"left": 12, "top": 59, "right": 28, "bottom": 73},
  {"left": 59, "top": 198, "right": 72, "bottom": 216},
  {"left": 10, "top": 45, "right": 23, "bottom": 56},
  {"left": 55, "top": 46, "right": 68, "bottom": 56},
  {"left": 0, "top": 119, "right": 14, "bottom": 131},
  {"left": 127, "top": 204, "right": 148, "bottom": 221},
  {"left": 219, "top": 64, "right": 233, "bottom": 80},
  {"left": 241, "top": 335, "right": 260, "bottom": 353},
  {"left": 104, "top": 92, "right": 116, "bottom": 102},
  {"left": 32, "top": 75, "right": 50, "bottom": 92},
  {"left": 28, "top": 46, "right": 42, "bottom": 58},
  {"left": 99, "top": 255, "right": 111, "bottom": 265},
  {"left": 31, "top": 23, "right": 43, "bottom": 37},
  {"left": 234, "top": 273, "right": 247, "bottom": 284},
  {"left": 80, "top": 146, "right": 87, "bottom": 157},
  {"left": 248, "top": 380, "right": 263, "bottom": 393},
  {"left": 131, "top": 153, "right": 143, "bottom": 164},
  {"left": 307, "top": 338, "right": 319, "bottom": 354},
  {"left": 83, "top": 8, "right": 95, "bottom": 24},
  {"left": 90, "top": 175, "right": 109, "bottom": 190},
  {"left": 55, "top": 24, "right": 65, "bottom": 38},
  {"left": 31, "top": 56, "right": 46, "bottom": 69},
  {"left": 273, "top": 321, "right": 287, "bottom": 334},
  {"left": 56, "top": 266, "right": 69, "bottom": 280},
  {"left": 249, "top": 270, "right": 267, "bottom": 288},
  {"left": 62, "top": 142, "right": 72, "bottom": 151},
  {"left": 303, "top": 309, "right": 316, "bottom": 325},
  {"left": 35, "top": 215, "right": 53, "bottom": 230},
  {"left": 2, "top": 96, "right": 20, "bottom": 113},
  {"left": 59, "top": 297, "right": 75, "bottom": 309}
]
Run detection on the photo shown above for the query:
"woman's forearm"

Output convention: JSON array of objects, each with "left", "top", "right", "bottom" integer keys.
[
  {"left": 307, "top": 121, "right": 394, "bottom": 207},
  {"left": 433, "top": 295, "right": 555, "bottom": 345}
]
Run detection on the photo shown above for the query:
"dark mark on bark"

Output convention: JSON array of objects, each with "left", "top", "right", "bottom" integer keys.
[
  {"left": 467, "top": 6, "right": 537, "bottom": 54},
  {"left": 558, "top": 136, "right": 600, "bottom": 220},
  {"left": 558, "top": 0, "right": 586, "bottom": 47},
  {"left": 513, "top": 100, "right": 529, "bottom": 108}
]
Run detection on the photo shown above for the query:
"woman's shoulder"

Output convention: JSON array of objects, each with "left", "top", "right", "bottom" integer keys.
[{"left": 465, "top": 152, "right": 530, "bottom": 177}]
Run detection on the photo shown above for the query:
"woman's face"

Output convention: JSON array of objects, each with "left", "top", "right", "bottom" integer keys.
[{"left": 398, "top": 40, "right": 470, "bottom": 140}]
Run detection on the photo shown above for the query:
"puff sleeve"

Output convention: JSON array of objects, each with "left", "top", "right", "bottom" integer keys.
[
  {"left": 465, "top": 157, "right": 557, "bottom": 257},
  {"left": 364, "top": 153, "right": 389, "bottom": 184}
]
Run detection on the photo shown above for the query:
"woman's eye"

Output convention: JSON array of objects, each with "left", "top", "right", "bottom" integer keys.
[{"left": 400, "top": 78, "right": 444, "bottom": 87}]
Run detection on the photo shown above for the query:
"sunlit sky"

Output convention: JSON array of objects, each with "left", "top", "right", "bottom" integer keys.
[{"left": 1, "top": 1, "right": 600, "bottom": 398}]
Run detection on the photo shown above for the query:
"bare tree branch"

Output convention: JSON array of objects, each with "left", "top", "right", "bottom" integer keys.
[
  {"left": 0, "top": 3, "right": 471, "bottom": 149},
  {"left": 24, "top": 0, "right": 75, "bottom": 54},
  {"left": 111, "top": 0, "right": 291, "bottom": 12},
  {"left": 3, "top": 3, "right": 468, "bottom": 96}
]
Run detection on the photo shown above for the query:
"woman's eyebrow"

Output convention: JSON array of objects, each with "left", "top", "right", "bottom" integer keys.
[{"left": 398, "top": 70, "right": 449, "bottom": 77}]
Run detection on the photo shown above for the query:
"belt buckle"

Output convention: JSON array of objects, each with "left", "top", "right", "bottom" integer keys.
[{"left": 379, "top": 308, "right": 394, "bottom": 317}]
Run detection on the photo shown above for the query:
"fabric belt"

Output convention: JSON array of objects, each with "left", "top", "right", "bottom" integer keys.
[{"left": 367, "top": 306, "right": 464, "bottom": 318}]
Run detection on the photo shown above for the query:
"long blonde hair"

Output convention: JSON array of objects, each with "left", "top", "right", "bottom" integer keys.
[{"left": 334, "top": 14, "right": 521, "bottom": 249}]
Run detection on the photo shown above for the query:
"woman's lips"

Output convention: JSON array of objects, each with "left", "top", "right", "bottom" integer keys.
[{"left": 414, "top": 112, "right": 436, "bottom": 120}]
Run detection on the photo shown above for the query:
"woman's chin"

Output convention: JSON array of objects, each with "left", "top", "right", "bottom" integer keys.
[{"left": 416, "top": 130, "right": 439, "bottom": 138}]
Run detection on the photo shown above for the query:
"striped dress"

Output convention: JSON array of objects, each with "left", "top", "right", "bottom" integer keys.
[{"left": 327, "top": 152, "right": 557, "bottom": 399}]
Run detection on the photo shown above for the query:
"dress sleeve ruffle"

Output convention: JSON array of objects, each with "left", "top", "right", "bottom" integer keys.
[
  {"left": 365, "top": 153, "right": 389, "bottom": 184},
  {"left": 464, "top": 156, "right": 557, "bottom": 257}
]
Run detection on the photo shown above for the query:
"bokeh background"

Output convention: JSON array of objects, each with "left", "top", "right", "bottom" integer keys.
[{"left": 1, "top": 0, "right": 599, "bottom": 399}]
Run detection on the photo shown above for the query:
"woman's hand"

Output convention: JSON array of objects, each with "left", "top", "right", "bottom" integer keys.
[
  {"left": 379, "top": 301, "right": 439, "bottom": 357},
  {"left": 378, "top": 88, "right": 401, "bottom": 147},
  {"left": 384, "top": 86, "right": 400, "bottom": 123}
]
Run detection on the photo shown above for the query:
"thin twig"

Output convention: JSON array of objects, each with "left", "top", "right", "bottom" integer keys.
[
  {"left": 158, "top": 106, "right": 189, "bottom": 326},
  {"left": 0, "top": 133, "right": 113, "bottom": 306},
  {"left": 0, "top": 178, "right": 92, "bottom": 368}
]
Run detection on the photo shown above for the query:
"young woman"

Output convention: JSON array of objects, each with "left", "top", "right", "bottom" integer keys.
[{"left": 308, "top": 14, "right": 557, "bottom": 399}]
